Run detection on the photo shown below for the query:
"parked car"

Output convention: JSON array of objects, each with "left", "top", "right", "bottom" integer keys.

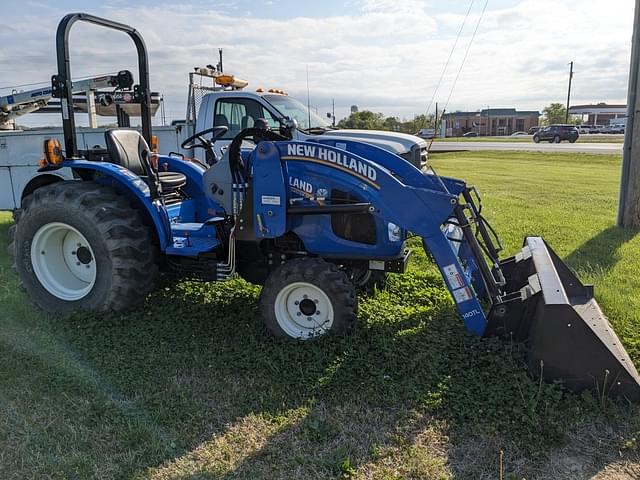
[
  {"left": 532, "top": 124, "right": 579, "bottom": 143},
  {"left": 602, "top": 125, "right": 625, "bottom": 134},
  {"left": 462, "top": 131, "right": 479, "bottom": 137},
  {"left": 510, "top": 131, "right": 528, "bottom": 136},
  {"left": 416, "top": 128, "right": 435, "bottom": 139},
  {"left": 528, "top": 126, "right": 542, "bottom": 135},
  {"left": 577, "top": 125, "right": 593, "bottom": 134}
]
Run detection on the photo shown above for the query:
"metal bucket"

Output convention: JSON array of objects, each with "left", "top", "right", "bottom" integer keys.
[{"left": 485, "top": 237, "right": 640, "bottom": 400}]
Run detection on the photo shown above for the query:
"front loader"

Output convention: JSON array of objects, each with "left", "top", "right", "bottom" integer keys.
[{"left": 9, "top": 13, "right": 640, "bottom": 400}]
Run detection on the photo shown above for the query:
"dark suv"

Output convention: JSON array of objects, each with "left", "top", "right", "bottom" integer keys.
[{"left": 533, "top": 124, "right": 579, "bottom": 143}]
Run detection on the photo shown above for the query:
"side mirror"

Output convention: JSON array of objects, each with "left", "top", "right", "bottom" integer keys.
[
  {"left": 280, "top": 117, "right": 298, "bottom": 139},
  {"left": 283, "top": 117, "right": 298, "bottom": 130}
]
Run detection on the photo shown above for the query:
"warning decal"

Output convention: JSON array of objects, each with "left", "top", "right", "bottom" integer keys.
[
  {"left": 261, "top": 195, "right": 281, "bottom": 206},
  {"left": 443, "top": 263, "right": 465, "bottom": 289},
  {"left": 452, "top": 287, "right": 473, "bottom": 304}
]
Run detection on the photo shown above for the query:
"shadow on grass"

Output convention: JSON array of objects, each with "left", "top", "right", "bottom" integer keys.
[
  {"left": 565, "top": 225, "right": 638, "bottom": 273},
  {"left": 25, "top": 282, "right": 638, "bottom": 478},
  {"left": 2, "top": 225, "right": 639, "bottom": 478}
]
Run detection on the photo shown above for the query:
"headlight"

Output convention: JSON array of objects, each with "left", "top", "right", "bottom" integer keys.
[{"left": 388, "top": 222, "right": 401, "bottom": 242}]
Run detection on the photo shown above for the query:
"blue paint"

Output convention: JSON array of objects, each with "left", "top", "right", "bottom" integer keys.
[{"left": 58, "top": 136, "right": 492, "bottom": 335}]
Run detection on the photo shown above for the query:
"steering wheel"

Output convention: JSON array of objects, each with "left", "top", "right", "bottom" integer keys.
[{"left": 180, "top": 126, "right": 228, "bottom": 165}]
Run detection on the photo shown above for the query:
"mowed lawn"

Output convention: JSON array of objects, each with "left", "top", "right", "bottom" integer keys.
[{"left": 1, "top": 151, "right": 640, "bottom": 479}]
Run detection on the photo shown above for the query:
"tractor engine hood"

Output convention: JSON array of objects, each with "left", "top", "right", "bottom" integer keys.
[{"left": 318, "top": 129, "right": 429, "bottom": 169}]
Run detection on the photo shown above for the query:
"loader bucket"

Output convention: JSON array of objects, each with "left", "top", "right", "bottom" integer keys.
[{"left": 485, "top": 237, "right": 640, "bottom": 400}]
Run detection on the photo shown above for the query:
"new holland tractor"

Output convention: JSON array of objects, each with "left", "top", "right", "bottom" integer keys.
[{"left": 9, "top": 13, "right": 640, "bottom": 399}]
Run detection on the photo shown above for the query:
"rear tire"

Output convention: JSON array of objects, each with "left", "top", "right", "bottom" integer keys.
[
  {"left": 553, "top": 135, "right": 561, "bottom": 143},
  {"left": 260, "top": 258, "right": 357, "bottom": 339},
  {"left": 9, "top": 181, "right": 159, "bottom": 313}
]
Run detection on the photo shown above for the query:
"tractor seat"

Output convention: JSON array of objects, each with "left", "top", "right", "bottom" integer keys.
[{"left": 105, "top": 129, "right": 187, "bottom": 192}]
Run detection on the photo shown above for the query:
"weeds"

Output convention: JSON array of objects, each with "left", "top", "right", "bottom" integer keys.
[{"left": 1, "top": 151, "right": 640, "bottom": 479}]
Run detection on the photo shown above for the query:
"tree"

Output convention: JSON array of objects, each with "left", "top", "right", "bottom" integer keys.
[
  {"left": 336, "top": 111, "right": 435, "bottom": 133},
  {"left": 542, "top": 103, "right": 581, "bottom": 125},
  {"left": 383, "top": 116, "right": 400, "bottom": 131},
  {"left": 337, "top": 110, "right": 385, "bottom": 130},
  {"left": 542, "top": 103, "right": 567, "bottom": 125}
]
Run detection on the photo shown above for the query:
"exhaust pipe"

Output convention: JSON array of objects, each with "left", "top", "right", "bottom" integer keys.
[{"left": 485, "top": 237, "right": 640, "bottom": 400}]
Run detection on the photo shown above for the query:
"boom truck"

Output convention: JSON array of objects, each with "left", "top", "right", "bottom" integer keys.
[
  {"left": 0, "top": 59, "right": 427, "bottom": 214},
  {"left": 7, "top": 13, "right": 640, "bottom": 400}
]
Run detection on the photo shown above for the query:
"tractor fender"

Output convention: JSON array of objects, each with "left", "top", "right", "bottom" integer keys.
[
  {"left": 20, "top": 171, "right": 72, "bottom": 201},
  {"left": 59, "top": 160, "right": 172, "bottom": 250}
]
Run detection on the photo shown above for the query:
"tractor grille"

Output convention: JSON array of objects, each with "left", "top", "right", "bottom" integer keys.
[
  {"left": 400, "top": 145, "right": 428, "bottom": 169},
  {"left": 330, "top": 189, "right": 376, "bottom": 245}
]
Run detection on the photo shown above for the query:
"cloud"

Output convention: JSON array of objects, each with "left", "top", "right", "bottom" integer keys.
[{"left": 0, "top": 0, "right": 634, "bottom": 124}]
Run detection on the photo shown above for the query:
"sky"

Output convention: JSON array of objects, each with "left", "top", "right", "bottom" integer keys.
[{"left": 0, "top": 0, "right": 635, "bottom": 126}]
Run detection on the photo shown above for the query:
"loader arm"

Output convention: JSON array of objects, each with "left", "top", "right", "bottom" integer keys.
[{"left": 249, "top": 139, "right": 640, "bottom": 400}]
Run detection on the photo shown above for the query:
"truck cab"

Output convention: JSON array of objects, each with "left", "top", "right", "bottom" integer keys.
[
  {"left": 194, "top": 87, "right": 428, "bottom": 169},
  {"left": 0, "top": 68, "right": 428, "bottom": 213}
]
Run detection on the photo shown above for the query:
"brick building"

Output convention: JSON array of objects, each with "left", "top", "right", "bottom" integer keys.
[
  {"left": 568, "top": 103, "right": 627, "bottom": 126},
  {"left": 443, "top": 108, "right": 540, "bottom": 136}
]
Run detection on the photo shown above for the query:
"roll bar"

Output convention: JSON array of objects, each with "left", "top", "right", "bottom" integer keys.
[{"left": 51, "top": 13, "right": 152, "bottom": 158}]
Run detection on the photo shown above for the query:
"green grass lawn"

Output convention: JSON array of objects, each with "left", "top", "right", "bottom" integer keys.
[
  {"left": 435, "top": 135, "right": 624, "bottom": 144},
  {"left": 1, "top": 151, "right": 640, "bottom": 479}
]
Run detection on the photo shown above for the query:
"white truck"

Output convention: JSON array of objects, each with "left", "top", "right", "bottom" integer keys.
[{"left": 0, "top": 68, "right": 429, "bottom": 213}]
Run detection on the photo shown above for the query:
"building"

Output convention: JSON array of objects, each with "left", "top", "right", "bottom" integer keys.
[
  {"left": 443, "top": 108, "right": 540, "bottom": 136},
  {"left": 568, "top": 103, "right": 627, "bottom": 126}
]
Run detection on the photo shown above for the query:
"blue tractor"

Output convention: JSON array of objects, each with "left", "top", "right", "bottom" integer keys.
[{"left": 9, "top": 13, "right": 640, "bottom": 399}]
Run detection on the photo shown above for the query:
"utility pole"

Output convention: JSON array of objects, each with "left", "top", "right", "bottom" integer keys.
[
  {"left": 486, "top": 105, "right": 490, "bottom": 136},
  {"left": 332, "top": 98, "right": 335, "bottom": 127},
  {"left": 435, "top": 102, "right": 438, "bottom": 134},
  {"left": 618, "top": 0, "right": 640, "bottom": 228},
  {"left": 306, "top": 65, "right": 311, "bottom": 129},
  {"left": 565, "top": 61, "right": 574, "bottom": 123}
]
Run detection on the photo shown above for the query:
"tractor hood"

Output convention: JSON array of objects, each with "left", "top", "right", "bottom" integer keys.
[
  {"left": 309, "top": 129, "right": 428, "bottom": 168},
  {"left": 323, "top": 129, "right": 426, "bottom": 155}
]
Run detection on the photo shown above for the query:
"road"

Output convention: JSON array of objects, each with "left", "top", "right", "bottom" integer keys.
[{"left": 430, "top": 141, "right": 622, "bottom": 155}]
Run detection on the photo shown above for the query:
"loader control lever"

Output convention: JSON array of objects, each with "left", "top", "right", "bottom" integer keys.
[{"left": 181, "top": 126, "right": 228, "bottom": 165}]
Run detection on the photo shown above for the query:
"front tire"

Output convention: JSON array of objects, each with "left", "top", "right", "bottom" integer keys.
[
  {"left": 260, "top": 258, "right": 357, "bottom": 339},
  {"left": 553, "top": 135, "right": 561, "bottom": 143},
  {"left": 533, "top": 135, "right": 540, "bottom": 143},
  {"left": 9, "top": 181, "right": 158, "bottom": 313}
]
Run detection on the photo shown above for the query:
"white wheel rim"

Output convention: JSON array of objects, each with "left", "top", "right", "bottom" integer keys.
[
  {"left": 274, "top": 282, "right": 334, "bottom": 339},
  {"left": 30, "top": 222, "right": 97, "bottom": 301}
]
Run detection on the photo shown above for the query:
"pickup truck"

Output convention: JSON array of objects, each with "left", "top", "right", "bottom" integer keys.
[{"left": 0, "top": 76, "right": 429, "bottom": 212}]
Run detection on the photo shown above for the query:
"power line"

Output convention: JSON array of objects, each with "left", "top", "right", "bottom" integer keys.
[
  {"left": 424, "top": 0, "right": 475, "bottom": 121},
  {"left": 441, "top": 0, "right": 490, "bottom": 114}
]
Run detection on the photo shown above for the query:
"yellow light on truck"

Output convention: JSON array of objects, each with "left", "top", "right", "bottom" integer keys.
[
  {"left": 43, "top": 138, "right": 63, "bottom": 165},
  {"left": 150, "top": 135, "right": 159, "bottom": 153},
  {"left": 215, "top": 75, "right": 235, "bottom": 86},
  {"left": 215, "top": 74, "right": 249, "bottom": 89}
]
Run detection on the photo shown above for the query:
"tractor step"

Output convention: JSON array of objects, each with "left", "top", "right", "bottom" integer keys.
[{"left": 167, "top": 221, "right": 222, "bottom": 257}]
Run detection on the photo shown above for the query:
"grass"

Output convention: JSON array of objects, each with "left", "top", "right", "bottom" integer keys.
[
  {"left": 1, "top": 150, "right": 640, "bottom": 479},
  {"left": 435, "top": 135, "right": 624, "bottom": 143}
]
